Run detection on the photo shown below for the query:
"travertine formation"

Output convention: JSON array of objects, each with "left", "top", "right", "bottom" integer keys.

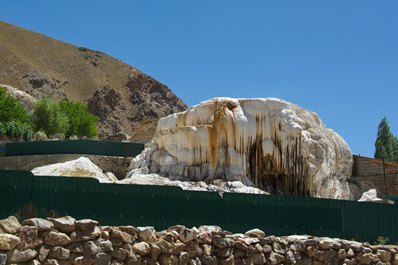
[
  {"left": 0, "top": 215, "right": 397, "bottom": 265},
  {"left": 130, "top": 97, "right": 353, "bottom": 199}
]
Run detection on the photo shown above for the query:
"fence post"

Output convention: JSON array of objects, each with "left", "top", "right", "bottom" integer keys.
[{"left": 383, "top": 158, "right": 388, "bottom": 198}]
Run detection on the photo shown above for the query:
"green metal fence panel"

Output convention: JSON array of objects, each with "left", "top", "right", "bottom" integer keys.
[
  {"left": 0, "top": 170, "right": 33, "bottom": 219},
  {"left": 1, "top": 169, "right": 398, "bottom": 243},
  {"left": 0, "top": 144, "right": 5, "bottom": 157},
  {"left": 4, "top": 140, "right": 144, "bottom": 157}
]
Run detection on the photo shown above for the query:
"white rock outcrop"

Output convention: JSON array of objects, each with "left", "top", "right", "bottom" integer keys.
[
  {"left": 119, "top": 174, "right": 267, "bottom": 194},
  {"left": 0, "top": 84, "right": 36, "bottom": 110},
  {"left": 358, "top": 189, "right": 383, "bottom": 202},
  {"left": 129, "top": 97, "right": 353, "bottom": 199},
  {"left": 31, "top": 157, "right": 118, "bottom": 183}
]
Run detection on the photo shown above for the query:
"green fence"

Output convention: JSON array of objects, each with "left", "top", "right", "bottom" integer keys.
[
  {"left": 1, "top": 170, "right": 397, "bottom": 243},
  {"left": 2, "top": 140, "right": 144, "bottom": 157}
]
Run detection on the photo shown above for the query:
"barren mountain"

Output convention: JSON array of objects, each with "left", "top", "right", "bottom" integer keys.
[{"left": 0, "top": 20, "right": 187, "bottom": 142}]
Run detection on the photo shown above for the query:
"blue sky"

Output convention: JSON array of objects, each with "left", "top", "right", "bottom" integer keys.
[{"left": 1, "top": 1, "right": 397, "bottom": 157}]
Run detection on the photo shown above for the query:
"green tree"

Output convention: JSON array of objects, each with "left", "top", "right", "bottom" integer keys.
[
  {"left": 32, "top": 98, "right": 69, "bottom": 136},
  {"left": 374, "top": 117, "right": 398, "bottom": 162},
  {"left": 59, "top": 101, "right": 97, "bottom": 139},
  {"left": 0, "top": 87, "right": 33, "bottom": 140},
  {"left": 0, "top": 87, "right": 30, "bottom": 124}
]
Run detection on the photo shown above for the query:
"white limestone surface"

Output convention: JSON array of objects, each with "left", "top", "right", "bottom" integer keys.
[
  {"left": 31, "top": 157, "right": 118, "bottom": 183},
  {"left": 358, "top": 189, "right": 383, "bottom": 202},
  {"left": 119, "top": 174, "right": 267, "bottom": 194},
  {"left": 129, "top": 97, "right": 353, "bottom": 199}
]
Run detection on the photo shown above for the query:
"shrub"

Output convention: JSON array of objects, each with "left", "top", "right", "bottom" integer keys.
[
  {"left": 0, "top": 87, "right": 33, "bottom": 141},
  {"left": 32, "top": 98, "right": 69, "bottom": 136},
  {"left": 0, "top": 87, "right": 30, "bottom": 124},
  {"left": 0, "top": 121, "right": 33, "bottom": 141},
  {"left": 59, "top": 101, "right": 97, "bottom": 139}
]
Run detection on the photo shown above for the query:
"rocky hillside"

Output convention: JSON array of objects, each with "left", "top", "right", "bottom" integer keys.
[{"left": 0, "top": 20, "right": 187, "bottom": 142}]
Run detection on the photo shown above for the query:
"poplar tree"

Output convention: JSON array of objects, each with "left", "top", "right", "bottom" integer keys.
[{"left": 374, "top": 117, "right": 398, "bottom": 162}]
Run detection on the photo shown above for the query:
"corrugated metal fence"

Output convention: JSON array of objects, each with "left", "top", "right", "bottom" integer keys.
[
  {"left": 0, "top": 140, "right": 144, "bottom": 157},
  {"left": 1, "top": 170, "right": 397, "bottom": 243}
]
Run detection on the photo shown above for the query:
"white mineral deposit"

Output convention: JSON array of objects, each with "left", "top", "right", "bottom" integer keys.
[{"left": 129, "top": 97, "right": 353, "bottom": 199}]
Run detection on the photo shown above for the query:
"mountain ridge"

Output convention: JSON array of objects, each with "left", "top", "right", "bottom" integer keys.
[{"left": 0, "top": 20, "right": 187, "bottom": 142}]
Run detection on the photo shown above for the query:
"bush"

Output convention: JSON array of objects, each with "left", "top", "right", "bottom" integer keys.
[
  {"left": 59, "top": 101, "right": 98, "bottom": 139},
  {"left": 0, "top": 87, "right": 33, "bottom": 141},
  {"left": 0, "top": 87, "right": 30, "bottom": 124},
  {"left": 0, "top": 121, "right": 33, "bottom": 141},
  {"left": 32, "top": 98, "right": 69, "bottom": 137},
  {"left": 1, "top": 86, "right": 97, "bottom": 141},
  {"left": 33, "top": 99, "right": 97, "bottom": 139}
]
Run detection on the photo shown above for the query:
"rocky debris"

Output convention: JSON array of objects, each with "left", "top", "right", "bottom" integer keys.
[
  {"left": 0, "top": 215, "right": 397, "bottom": 264},
  {"left": 129, "top": 97, "right": 353, "bottom": 199},
  {"left": 359, "top": 189, "right": 384, "bottom": 202},
  {"left": 31, "top": 157, "right": 118, "bottom": 183},
  {"left": 31, "top": 157, "right": 268, "bottom": 195},
  {"left": 120, "top": 174, "right": 268, "bottom": 194}
]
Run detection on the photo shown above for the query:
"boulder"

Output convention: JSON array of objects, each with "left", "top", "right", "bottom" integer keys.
[
  {"left": 358, "top": 189, "right": 383, "bottom": 202},
  {"left": 99, "top": 240, "right": 114, "bottom": 252},
  {"left": 48, "top": 216, "right": 76, "bottom": 233},
  {"left": 31, "top": 157, "right": 115, "bottom": 183},
  {"left": 22, "top": 218, "right": 54, "bottom": 231},
  {"left": 149, "top": 243, "right": 162, "bottom": 260},
  {"left": 76, "top": 219, "right": 98, "bottom": 231},
  {"left": 70, "top": 226, "right": 101, "bottom": 242},
  {"left": 0, "top": 216, "right": 21, "bottom": 234},
  {"left": 244, "top": 229, "right": 265, "bottom": 239},
  {"left": 83, "top": 241, "right": 101, "bottom": 256},
  {"left": 48, "top": 246, "right": 70, "bottom": 260},
  {"left": 38, "top": 245, "right": 50, "bottom": 262},
  {"left": 110, "top": 228, "right": 133, "bottom": 244},
  {"left": 0, "top": 234, "right": 20, "bottom": 251},
  {"left": 7, "top": 249, "right": 37, "bottom": 263},
  {"left": 18, "top": 225, "right": 41, "bottom": 250},
  {"left": 129, "top": 97, "right": 353, "bottom": 199},
  {"left": 138, "top": 227, "right": 157, "bottom": 242},
  {"left": 44, "top": 231, "right": 71, "bottom": 246},
  {"left": 132, "top": 242, "right": 151, "bottom": 255},
  {"left": 178, "top": 228, "right": 197, "bottom": 243}
]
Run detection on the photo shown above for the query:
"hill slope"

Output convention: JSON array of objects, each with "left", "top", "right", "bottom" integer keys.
[{"left": 0, "top": 20, "right": 187, "bottom": 142}]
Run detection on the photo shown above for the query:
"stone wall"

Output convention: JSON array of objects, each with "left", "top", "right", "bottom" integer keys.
[
  {"left": 0, "top": 155, "right": 132, "bottom": 180},
  {"left": 351, "top": 156, "right": 398, "bottom": 199},
  {"left": 0, "top": 215, "right": 397, "bottom": 265}
]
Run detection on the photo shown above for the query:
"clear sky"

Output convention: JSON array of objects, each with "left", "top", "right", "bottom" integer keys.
[{"left": 1, "top": 1, "right": 397, "bottom": 157}]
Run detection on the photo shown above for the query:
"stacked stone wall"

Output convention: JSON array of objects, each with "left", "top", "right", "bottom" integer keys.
[{"left": 0, "top": 215, "right": 397, "bottom": 265}]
